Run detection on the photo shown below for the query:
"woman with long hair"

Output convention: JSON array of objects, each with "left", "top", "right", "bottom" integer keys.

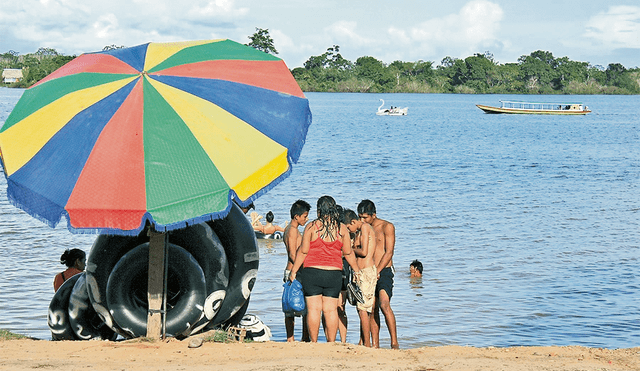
[
  {"left": 53, "top": 248, "right": 86, "bottom": 292},
  {"left": 289, "top": 195, "right": 361, "bottom": 342}
]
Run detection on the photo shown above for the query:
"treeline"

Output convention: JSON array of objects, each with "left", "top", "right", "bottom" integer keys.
[
  {"left": 3, "top": 44, "right": 639, "bottom": 94},
  {"left": 292, "top": 46, "right": 640, "bottom": 94},
  {"left": 1, "top": 48, "right": 75, "bottom": 88}
]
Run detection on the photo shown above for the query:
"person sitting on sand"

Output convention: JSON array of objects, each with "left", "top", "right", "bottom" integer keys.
[
  {"left": 262, "top": 211, "right": 286, "bottom": 235},
  {"left": 53, "top": 249, "right": 86, "bottom": 292},
  {"left": 410, "top": 260, "right": 423, "bottom": 278}
]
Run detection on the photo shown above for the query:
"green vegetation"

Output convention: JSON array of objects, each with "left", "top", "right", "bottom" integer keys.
[
  {"left": 245, "top": 27, "right": 279, "bottom": 55},
  {"left": 3, "top": 33, "right": 639, "bottom": 94},
  {"left": 202, "top": 329, "right": 253, "bottom": 343},
  {"left": 0, "top": 329, "right": 29, "bottom": 340},
  {"left": 293, "top": 48, "right": 640, "bottom": 94},
  {"left": 1, "top": 48, "right": 75, "bottom": 88}
]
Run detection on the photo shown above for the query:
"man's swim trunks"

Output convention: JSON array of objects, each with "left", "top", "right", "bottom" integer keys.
[
  {"left": 376, "top": 266, "right": 394, "bottom": 299},
  {"left": 356, "top": 265, "right": 377, "bottom": 313}
]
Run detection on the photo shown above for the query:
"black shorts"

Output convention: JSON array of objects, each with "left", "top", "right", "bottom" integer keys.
[
  {"left": 376, "top": 267, "right": 394, "bottom": 299},
  {"left": 300, "top": 267, "right": 342, "bottom": 298}
]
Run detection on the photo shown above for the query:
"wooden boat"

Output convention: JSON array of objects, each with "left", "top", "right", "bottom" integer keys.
[
  {"left": 476, "top": 101, "right": 591, "bottom": 115},
  {"left": 376, "top": 99, "right": 408, "bottom": 116}
]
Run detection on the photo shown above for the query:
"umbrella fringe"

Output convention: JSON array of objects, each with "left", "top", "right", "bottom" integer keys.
[
  {"left": 6, "top": 191, "right": 61, "bottom": 230},
  {"left": 156, "top": 164, "right": 294, "bottom": 234},
  {"left": 5, "top": 162, "right": 295, "bottom": 236}
]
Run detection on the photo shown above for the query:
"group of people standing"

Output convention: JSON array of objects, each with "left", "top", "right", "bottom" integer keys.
[
  {"left": 282, "top": 196, "right": 399, "bottom": 349},
  {"left": 51, "top": 196, "right": 400, "bottom": 349}
]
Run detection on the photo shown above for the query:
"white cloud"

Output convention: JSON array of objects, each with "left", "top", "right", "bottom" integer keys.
[
  {"left": 584, "top": 6, "right": 640, "bottom": 49},
  {"left": 93, "top": 14, "right": 119, "bottom": 39},
  {"left": 324, "top": 21, "right": 376, "bottom": 47},
  {"left": 188, "top": 0, "right": 249, "bottom": 19},
  {"left": 407, "top": 0, "right": 504, "bottom": 59},
  {"left": 0, "top": 0, "right": 250, "bottom": 55}
]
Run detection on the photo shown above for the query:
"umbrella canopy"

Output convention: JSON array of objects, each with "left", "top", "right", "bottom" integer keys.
[{"left": 0, "top": 39, "right": 311, "bottom": 235}]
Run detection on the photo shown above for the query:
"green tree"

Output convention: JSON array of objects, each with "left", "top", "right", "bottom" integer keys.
[
  {"left": 463, "top": 52, "right": 497, "bottom": 92},
  {"left": 355, "top": 56, "right": 394, "bottom": 91},
  {"left": 492, "top": 63, "right": 523, "bottom": 93},
  {"left": 103, "top": 45, "right": 126, "bottom": 51},
  {"left": 0, "top": 50, "right": 20, "bottom": 68},
  {"left": 35, "top": 47, "right": 59, "bottom": 57},
  {"left": 518, "top": 50, "right": 558, "bottom": 92},
  {"left": 554, "top": 57, "right": 588, "bottom": 88},
  {"left": 389, "top": 60, "right": 434, "bottom": 81},
  {"left": 246, "top": 28, "right": 278, "bottom": 55},
  {"left": 606, "top": 63, "right": 639, "bottom": 93},
  {"left": 13, "top": 51, "right": 74, "bottom": 87},
  {"left": 587, "top": 64, "right": 606, "bottom": 85},
  {"left": 303, "top": 45, "right": 352, "bottom": 70}
]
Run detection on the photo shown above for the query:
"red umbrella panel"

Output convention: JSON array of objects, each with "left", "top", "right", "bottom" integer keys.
[{"left": 0, "top": 39, "right": 311, "bottom": 235}]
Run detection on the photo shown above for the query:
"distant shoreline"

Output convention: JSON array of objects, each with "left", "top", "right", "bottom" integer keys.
[{"left": 2, "top": 85, "right": 639, "bottom": 96}]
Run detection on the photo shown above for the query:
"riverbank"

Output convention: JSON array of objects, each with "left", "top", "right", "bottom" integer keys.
[{"left": 0, "top": 335, "right": 638, "bottom": 371}]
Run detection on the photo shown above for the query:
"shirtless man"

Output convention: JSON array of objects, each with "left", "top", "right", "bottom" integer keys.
[
  {"left": 283, "top": 200, "right": 310, "bottom": 342},
  {"left": 344, "top": 209, "right": 377, "bottom": 347},
  {"left": 357, "top": 199, "right": 399, "bottom": 349},
  {"left": 262, "top": 211, "right": 285, "bottom": 235}
]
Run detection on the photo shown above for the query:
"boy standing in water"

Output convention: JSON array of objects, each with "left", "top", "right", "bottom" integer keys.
[
  {"left": 283, "top": 200, "right": 311, "bottom": 342},
  {"left": 358, "top": 199, "right": 399, "bottom": 349},
  {"left": 344, "top": 209, "right": 378, "bottom": 347}
]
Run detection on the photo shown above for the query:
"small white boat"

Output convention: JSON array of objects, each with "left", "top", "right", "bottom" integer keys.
[{"left": 376, "top": 99, "right": 408, "bottom": 116}]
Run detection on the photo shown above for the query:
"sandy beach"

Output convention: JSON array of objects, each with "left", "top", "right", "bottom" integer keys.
[{"left": 1, "top": 332, "right": 638, "bottom": 371}]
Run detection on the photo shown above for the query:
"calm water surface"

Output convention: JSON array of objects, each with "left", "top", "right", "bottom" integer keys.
[{"left": 0, "top": 88, "right": 638, "bottom": 348}]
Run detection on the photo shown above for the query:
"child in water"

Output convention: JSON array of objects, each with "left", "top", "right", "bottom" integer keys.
[{"left": 410, "top": 260, "right": 423, "bottom": 278}]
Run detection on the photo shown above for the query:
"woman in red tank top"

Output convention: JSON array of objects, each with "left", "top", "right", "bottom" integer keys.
[
  {"left": 53, "top": 248, "right": 86, "bottom": 292},
  {"left": 290, "top": 195, "right": 360, "bottom": 342}
]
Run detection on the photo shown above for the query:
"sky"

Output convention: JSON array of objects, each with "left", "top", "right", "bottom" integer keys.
[{"left": 0, "top": 0, "right": 638, "bottom": 69}]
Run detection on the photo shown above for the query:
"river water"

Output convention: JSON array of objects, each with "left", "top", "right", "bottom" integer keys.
[{"left": 0, "top": 88, "right": 638, "bottom": 348}]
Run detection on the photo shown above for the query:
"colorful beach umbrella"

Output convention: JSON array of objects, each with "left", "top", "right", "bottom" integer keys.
[{"left": 0, "top": 39, "right": 311, "bottom": 235}]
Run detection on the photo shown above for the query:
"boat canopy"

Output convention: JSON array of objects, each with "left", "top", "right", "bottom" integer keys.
[{"left": 499, "top": 101, "right": 585, "bottom": 111}]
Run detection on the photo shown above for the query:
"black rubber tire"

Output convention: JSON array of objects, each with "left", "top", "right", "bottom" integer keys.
[
  {"left": 86, "top": 232, "right": 149, "bottom": 335},
  {"left": 222, "top": 294, "right": 251, "bottom": 329},
  {"left": 255, "top": 231, "right": 283, "bottom": 239},
  {"left": 167, "top": 223, "right": 229, "bottom": 335},
  {"left": 68, "top": 272, "right": 118, "bottom": 340},
  {"left": 207, "top": 203, "right": 259, "bottom": 327},
  {"left": 87, "top": 223, "right": 228, "bottom": 337},
  {"left": 106, "top": 243, "right": 206, "bottom": 338},
  {"left": 48, "top": 273, "right": 81, "bottom": 340}
]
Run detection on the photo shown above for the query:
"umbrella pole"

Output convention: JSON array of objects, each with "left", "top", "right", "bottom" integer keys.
[{"left": 147, "top": 229, "right": 168, "bottom": 339}]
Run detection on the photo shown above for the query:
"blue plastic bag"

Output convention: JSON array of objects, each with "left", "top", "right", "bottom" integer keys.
[{"left": 282, "top": 279, "right": 305, "bottom": 315}]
